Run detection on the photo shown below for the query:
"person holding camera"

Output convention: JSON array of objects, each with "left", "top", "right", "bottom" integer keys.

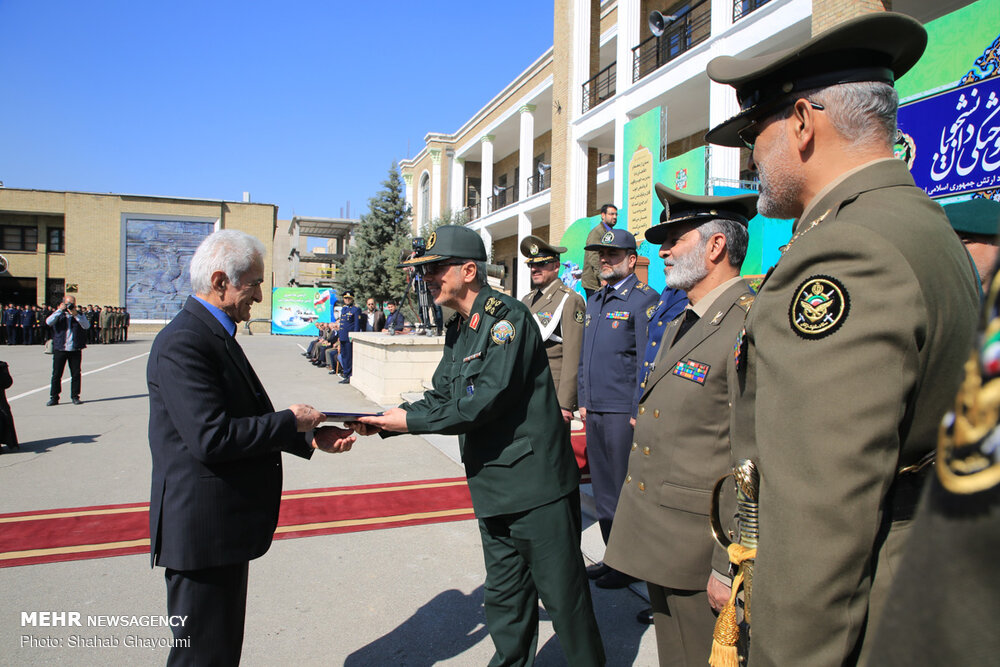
[{"left": 45, "top": 294, "right": 90, "bottom": 406}]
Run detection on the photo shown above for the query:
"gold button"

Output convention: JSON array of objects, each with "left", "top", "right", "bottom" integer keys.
[
  {"left": 657, "top": 321, "right": 662, "bottom": 326},
  {"left": 653, "top": 409, "right": 660, "bottom": 418},
  {"left": 631, "top": 442, "right": 638, "bottom": 451},
  {"left": 638, "top": 481, "right": 646, "bottom": 492},
  {"left": 638, "top": 407, "right": 645, "bottom": 415},
  {"left": 625, "top": 474, "right": 632, "bottom": 484},
  {"left": 642, "top": 446, "right": 650, "bottom": 456},
  {"left": 651, "top": 341, "right": 657, "bottom": 346},
  {"left": 644, "top": 361, "right": 649, "bottom": 366},
  {"left": 640, "top": 382, "right": 646, "bottom": 388}
]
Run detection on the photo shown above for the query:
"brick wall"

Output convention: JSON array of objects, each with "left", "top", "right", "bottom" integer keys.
[{"left": 812, "top": 0, "right": 890, "bottom": 35}]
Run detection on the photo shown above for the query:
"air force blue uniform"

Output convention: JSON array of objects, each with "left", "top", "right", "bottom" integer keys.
[
  {"left": 634, "top": 287, "right": 688, "bottom": 408},
  {"left": 337, "top": 302, "right": 361, "bottom": 378}
]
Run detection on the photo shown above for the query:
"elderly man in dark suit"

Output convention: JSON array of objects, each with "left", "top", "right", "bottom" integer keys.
[{"left": 148, "top": 229, "right": 356, "bottom": 666}]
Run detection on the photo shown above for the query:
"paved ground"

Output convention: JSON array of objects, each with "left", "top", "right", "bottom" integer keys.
[{"left": 0, "top": 334, "right": 657, "bottom": 666}]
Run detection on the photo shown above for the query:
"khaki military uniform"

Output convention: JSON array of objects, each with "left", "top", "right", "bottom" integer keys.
[
  {"left": 521, "top": 278, "right": 586, "bottom": 411},
  {"left": 605, "top": 278, "right": 752, "bottom": 665},
  {"left": 731, "top": 159, "right": 979, "bottom": 666},
  {"left": 581, "top": 223, "right": 612, "bottom": 294}
]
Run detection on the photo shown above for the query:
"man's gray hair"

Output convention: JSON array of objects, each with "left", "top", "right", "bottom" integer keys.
[
  {"left": 798, "top": 81, "right": 898, "bottom": 150},
  {"left": 697, "top": 218, "right": 749, "bottom": 268},
  {"left": 189, "top": 230, "right": 265, "bottom": 295}
]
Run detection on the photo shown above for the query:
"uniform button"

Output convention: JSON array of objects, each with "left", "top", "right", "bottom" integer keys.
[
  {"left": 728, "top": 402, "right": 732, "bottom": 407},
  {"left": 651, "top": 341, "right": 657, "bottom": 346},
  {"left": 644, "top": 361, "right": 649, "bottom": 367},
  {"left": 638, "top": 407, "right": 645, "bottom": 415},
  {"left": 625, "top": 474, "right": 632, "bottom": 484},
  {"left": 642, "top": 446, "right": 650, "bottom": 456},
  {"left": 640, "top": 382, "right": 646, "bottom": 388},
  {"left": 657, "top": 321, "right": 662, "bottom": 326},
  {"left": 632, "top": 442, "right": 638, "bottom": 450},
  {"left": 638, "top": 481, "right": 646, "bottom": 492},
  {"left": 653, "top": 409, "right": 660, "bottom": 418}
]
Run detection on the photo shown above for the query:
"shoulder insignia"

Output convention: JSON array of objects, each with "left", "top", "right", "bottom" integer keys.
[
  {"left": 646, "top": 305, "right": 656, "bottom": 319},
  {"left": 636, "top": 282, "right": 646, "bottom": 289},
  {"left": 575, "top": 310, "right": 585, "bottom": 324},
  {"left": 490, "top": 319, "right": 516, "bottom": 345},
  {"left": 737, "top": 294, "right": 756, "bottom": 312},
  {"left": 710, "top": 310, "right": 724, "bottom": 325},
  {"left": 469, "top": 313, "right": 481, "bottom": 331},
  {"left": 789, "top": 275, "right": 849, "bottom": 339},
  {"left": 484, "top": 296, "right": 505, "bottom": 316}
]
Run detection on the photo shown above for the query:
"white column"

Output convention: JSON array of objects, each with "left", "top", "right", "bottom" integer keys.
[
  {"left": 616, "top": 0, "right": 639, "bottom": 96},
  {"left": 518, "top": 105, "right": 536, "bottom": 199},
  {"left": 402, "top": 174, "right": 415, "bottom": 232},
  {"left": 708, "top": 80, "right": 741, "bottom": 189},
  {"left": 710, "top": 0, "right": 733, "bottom": 37},
  {"left": 567, "top": 135, "right": 590, "bottom": 224},
  {"left": 430, "top": 149, "right": 442, "bottom": 221},
  {"left": 481, "top": 135, "right": 495, "bottom": 216},
  {"left": 516, "top": 212, "right": 532, "bottom": 298},
  {"left": 613, "top": 108, "right": 629, "bottom": 210},
  {"left": 450, "top": 155, "right": 465, "bottom": 214},
  {"left": 480, "top": 226, "right": 493, "bottom": 262}
]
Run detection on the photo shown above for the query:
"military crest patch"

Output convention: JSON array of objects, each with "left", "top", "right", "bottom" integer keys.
[
  {"left": 646, "top": 305, "right": 656, "bottom": 319},
  {"left": 484, "top": 297, "right": 504, "bottom": 316},
  {"left": 529, "top": 243, "right": 539, "bottom": 255},
  {"left": 575, "top": 310, "right": 585, "bottom": 324},
  {"left": 537, "top": 312, "right": 552, "bottom": 326},
  {"left": 602, "top": 231, "right": 614, "bottom": 244},
  {"left": 790, "top": 275, "right": 849, "bottom": 339},
  {"left": 426, "top": 231, "right": 437, "bottom": 250},
  {"left": 490, "top": 320, "right": 516, "bottom": 345}
]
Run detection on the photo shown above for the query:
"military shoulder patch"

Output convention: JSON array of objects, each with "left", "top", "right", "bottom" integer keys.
[
  {"left": 490, "top": 319, "right": 516, "bottom": 345},
  {"left": 484, "top": 296, "right": 505, "bottom": 316},
  {"left": 575, "top": 310, "right": 585, "bottom": 324},
  {"left": 789, "top": 275, "right": 849, "bottom": 339}
]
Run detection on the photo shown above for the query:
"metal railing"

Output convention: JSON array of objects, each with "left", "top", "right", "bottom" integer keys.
[
  {"left": 733, "top": 0, "right": 773, "bottom": 22},
  {"left": 486, "top": 186, "right": 519, "bottom": 214},
  {"left": 459, "top": 203, "right": 480, "bottom": 222},
  {"left": 526, "top": 169, "right": 551, "bottom": 196},
  {"left": 582, "top": 61, "right": 617, "bottom": 113},
  {"left": 708, "top": 176, "right": 760, "bottom": 193},
  {"left": 632, "top": 0, "right": 711, "bottom": 83}
]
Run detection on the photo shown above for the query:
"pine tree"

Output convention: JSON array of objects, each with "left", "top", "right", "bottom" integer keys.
[{"left": 338, "top": 165, "right": 412, "bottom": 305}]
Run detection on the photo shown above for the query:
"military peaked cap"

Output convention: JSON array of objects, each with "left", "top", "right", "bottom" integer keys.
[{"left": 645, "top": 185, "right": 759, "bottom": 244}]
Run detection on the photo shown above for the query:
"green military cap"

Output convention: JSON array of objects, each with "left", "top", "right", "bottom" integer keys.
[
  {"left": 584, "top": 227, "right": 638, "bottom": 252},
  {"left": 944, "top": 198, "right": 1000, "bottom": 237},
  {"left": 398, "top": 225, "right": 487, "bottom": 267},
  {"left": 705, "top": 12, "right": 927, "bottom": 148},
  {"left": 519, "top": 235, "right": 566, "bottom": 265},
  {"left": 645, "top": 185, "right": 759, "bottom": 244}
]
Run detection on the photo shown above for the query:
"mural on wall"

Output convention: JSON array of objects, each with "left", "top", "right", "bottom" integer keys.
[
  {"left": 271, "top": 287, "right": 336, "bottom": 336},
  {"left": 125, "top": 219, "right": 214, "bottom": 320}
]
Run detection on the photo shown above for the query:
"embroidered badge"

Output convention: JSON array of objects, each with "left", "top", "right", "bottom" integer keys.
[
  {"left": 529, "top": 243, "right": 539, "bottom": 255},
  {"left": 490, "top": 320, "right": 516, "bottom": 345},
  {"left": 612, "top": 321, "right": 620, "bottom": 329},
  {"left": 469, "top": 313, "right": 481, "bottom": 331},
  {"left": 672, "top": 359, "right": 710, "bottom": 385},
  {"left": 484, "top": 297, "right": 503, "bottom": 316},
  {"left": 463, "top": 351, "right": 483, "bottom": 363},
  {"left": 427, "top": 231, "right": 437, "bottom": 250},
  {"left": 646, "top": 305, "right": 656, "bottom": 319},
  {"left": 585, "top": 314, "right": 592, "bottom": 327},
  {"left": 790, "top": 275, "right": 849, "bottom": 339},
  {"left": 575, "top": 310, "right": 585, "bottom": 324},
  {"left": 602, "top": 231, "right": 615, "bottom": 244},
  {"left": 605, "top": 311, "right": 630, "bottom": 320}
]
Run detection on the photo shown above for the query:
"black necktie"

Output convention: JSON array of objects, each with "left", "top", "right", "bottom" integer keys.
[{"left": 674, "top": 310, "right": 699, "bottom": 343}]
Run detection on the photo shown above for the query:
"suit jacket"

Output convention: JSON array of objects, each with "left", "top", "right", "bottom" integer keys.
[
  {"left": 732, "top": 159, "right": 979, "bottom": 666},
  {"left": 361, "top": 310, "right": 386, "bottom": 332},
  {"left": 605, "top": 279, "right": 751, "bottom": 589},
  {"left": 521, "top": 279, "right": 586, "bottom": 411},
  {"left": 147, "top": 296, "right": 313, "bottom": 571}
]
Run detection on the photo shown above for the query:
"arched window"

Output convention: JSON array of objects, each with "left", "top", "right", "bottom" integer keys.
[{"left": 419, "top": 172, "right": 430, "bottom": 227}]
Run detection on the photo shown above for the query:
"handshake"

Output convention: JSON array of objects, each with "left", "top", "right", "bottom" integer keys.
[{"left": 288, "top": 406, "right": 412, "bottom": 453}]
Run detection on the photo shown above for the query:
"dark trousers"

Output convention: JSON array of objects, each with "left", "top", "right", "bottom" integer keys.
[
  {"left": 646, "top": 583, "right": 716, "bottom": 667},
  {"left": 165, "top": 562, "right": 249, "bottom": 667},
  {"left": 5, "top": 326, "right": 14, "bottom": 345},
  {"left": 339, "top": 340, "right": 353, "bottom": 377},
  {"left": 584, "top": 411, "right": 633, "bottom": 544},
  {"left": 479, "top": 490, "right": 605, "bottom": 667},
  {"left": 50, "top": 349, "right": 82, "bottom": 400}
]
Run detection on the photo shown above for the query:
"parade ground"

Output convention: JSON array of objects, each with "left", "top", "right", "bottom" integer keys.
[{"left": 0, "top": 333, "right": 657, "bottom": 666}]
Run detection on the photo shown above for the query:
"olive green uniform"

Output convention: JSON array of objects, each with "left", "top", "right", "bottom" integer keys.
[
  {"left": 606, "top": 278, "right": 752, "bottom": 666},
  {"left": 581, "top": 223, "right": 611, "bottom": 294},
  {"left": 731, "top": 159, "right": 979, "bottom": 666},
  {"left": 520, "top": 278, "right": 586, "bottom": 411},
  {"left": 402, "top": 285, "right": 604, "bottom": 667}
]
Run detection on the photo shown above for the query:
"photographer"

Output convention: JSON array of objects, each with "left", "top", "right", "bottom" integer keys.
[{"left": 45, "top": 294, "right": 90, "bottom": 406}]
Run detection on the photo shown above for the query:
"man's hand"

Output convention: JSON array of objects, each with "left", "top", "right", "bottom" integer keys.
[
  {"left": 630, "top": 417, "right": 636, "bottom": 428},
  {"left": 707, "top": 574, "right": 732, "bottom": 613},
  {"left": 289, "top": 404, "right": 325, "bottom": 432},
  {"left": 357, "top": 407, "right": 409, "bottom": 433},
  {"left": 579, "top": 407, "right": 587, "bottom": 422},
  {"left": 345, "top": 421, "right": 382, "bottom": 436},
  {"left": 560, "top": 408, "right": 573, "bottom": 424},
  {"left": 312, "top": 426, "right": 356, "bottom": 453}
]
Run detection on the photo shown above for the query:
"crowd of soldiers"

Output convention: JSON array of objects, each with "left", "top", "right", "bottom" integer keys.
[{"left": 0, "top": 304, "right": 130, "bottom": 346}]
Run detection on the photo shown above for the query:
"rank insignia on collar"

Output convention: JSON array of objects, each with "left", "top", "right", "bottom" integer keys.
[
  {"left": 711, "top": 311, "right": 724, "bottom": 325},
  {"left": 646, "top": 305, "right": 656, "bottom": 319},
  {"left": 790, "top": 275, "right": 849, "bottom": 339},
  {"left": 484, "top": 297, "right": 503, "bottom": 316},
  {"left": 575, "top": 310, "right": 585, "bottom": 323},
  {"left": 490, "top": 319, "right": 516, "bottom": 345},
  {"left": 469, "top": 313, "right": 481, "bottom": 331}
]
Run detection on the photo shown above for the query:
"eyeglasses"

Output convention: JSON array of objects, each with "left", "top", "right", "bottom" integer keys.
[
  {"left": 421, "top": 261, "right": 466, "bottom": 277},
  {"left": 737, "top": 100, "right": 825, "bottom": 151}
]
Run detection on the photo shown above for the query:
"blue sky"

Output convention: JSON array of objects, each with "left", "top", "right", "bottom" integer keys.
[{"left": 0, "top": 1, "right": 554, "bottom": 220}]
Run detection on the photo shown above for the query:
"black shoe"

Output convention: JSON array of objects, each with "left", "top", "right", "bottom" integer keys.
[
  {"left": 636, "top": 607, "right": 654, "bottom": 625},
  {"left": 338, "top": 378, "right": 350, "bottom": 384},
  {"left": 72, "top": 397, "right": 83, "bottom": 405},
  {"left": 46, "top": 398, "right": 58, "bottom": 406},
  {"left": 586, "top": 562, "right": 611, "bottom": 580},
  {"left": 594, "top": 569, "right": 639, "bottom": 589}
]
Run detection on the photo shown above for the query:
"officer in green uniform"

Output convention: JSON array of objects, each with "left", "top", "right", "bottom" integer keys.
[
  {"left": 604, "top": 186, "right": 756, "bottom": 666},
  {"left": 519, "top": 235, "right": 586, "bottom": 421},
  {"left": 705, "top": 12, "right": 980, "bottom": 666},
  {"left": 357, "top": 225, "right": 605, "bottom": 667}
]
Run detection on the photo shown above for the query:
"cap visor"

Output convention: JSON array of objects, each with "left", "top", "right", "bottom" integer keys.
[{"left": 397, "top": 254, "right": 446, "bottom": 268}]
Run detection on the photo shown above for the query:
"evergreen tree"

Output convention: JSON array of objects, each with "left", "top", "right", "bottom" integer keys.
[{"left": 338, "top": 165, "right": 412, "bottom": 305}]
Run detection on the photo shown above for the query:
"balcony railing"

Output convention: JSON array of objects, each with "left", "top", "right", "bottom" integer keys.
[
  {"left": 459, "top": 203, "right": 480, "bottom": 222},
  {"left": 487, "top": 185, "right": 519, "bottom": 214},
  {"left": 733, "top": 0, "right": 774, "bottom": 22},
  {"left": 582, "top": 61, "right": 617, "bottom": 113},
  {"left": 526, "top": 169, "right": 551, "bottom": 196},
  {"left": 632, "top": 0, "right": 711, "bottom": 83}
]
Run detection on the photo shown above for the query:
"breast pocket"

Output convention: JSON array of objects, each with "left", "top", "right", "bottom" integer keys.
[{"left": 457, "top": 351, "right": 486, "bottom": 397}]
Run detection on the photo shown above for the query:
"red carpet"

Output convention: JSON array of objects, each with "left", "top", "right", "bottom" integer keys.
[{"left": 0, "top": 477, "right": 474, "bottom": 569}]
